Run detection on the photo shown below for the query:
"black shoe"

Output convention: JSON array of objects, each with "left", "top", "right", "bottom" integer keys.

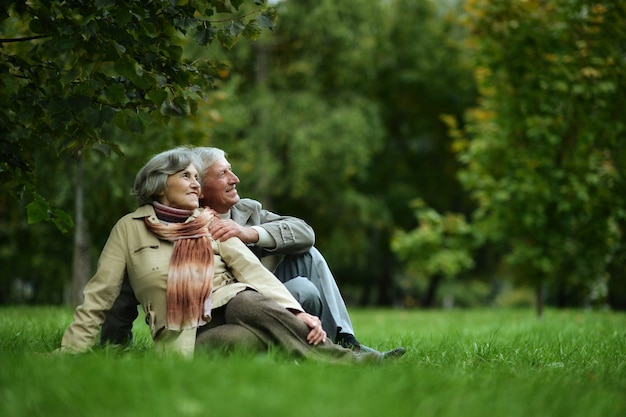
[
  {"left": 381, "top": 347, "right": 406, "bottom": 359},
  {"left": 336, "top": 332, "right": 361, "bottom": 351},
  {"left": 361, "top": 344, "right": 406, "bottom": 359}
]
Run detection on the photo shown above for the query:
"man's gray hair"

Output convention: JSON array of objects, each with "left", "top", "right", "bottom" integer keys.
[
  {"left": 132, "top": 147, "right": 201, "bottom": 206},
  {"left": 193, "top": 147, "right": 226, "bottom": 178}
]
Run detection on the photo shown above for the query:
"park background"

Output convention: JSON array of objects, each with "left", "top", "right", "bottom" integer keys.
[
  {"left": 1, "top": 2, "right": 625, "bottom": 416},
  {"left": 1, "top": 0, "right": 625, "bottom": 316}
]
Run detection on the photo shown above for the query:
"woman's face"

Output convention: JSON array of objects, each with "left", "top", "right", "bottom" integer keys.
[{"left": 158, "top": 163, "right": 201, "bottom": 210}]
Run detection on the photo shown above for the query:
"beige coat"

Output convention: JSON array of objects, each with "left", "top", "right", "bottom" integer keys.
[{"left": 61, "top": 205, "right": 303, "bottom": 356}]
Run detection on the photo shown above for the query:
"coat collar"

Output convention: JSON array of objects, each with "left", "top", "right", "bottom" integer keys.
[{"left": 230, "top": 203, "right": 253, "bottom": 224}]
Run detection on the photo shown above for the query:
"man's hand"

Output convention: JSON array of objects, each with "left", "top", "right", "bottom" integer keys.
[
  {"left": 295, "top": 312, "right": 326, "bottom": 345},
  {"left": 209, "top": 218, "right": 259, "bottom": 244}
]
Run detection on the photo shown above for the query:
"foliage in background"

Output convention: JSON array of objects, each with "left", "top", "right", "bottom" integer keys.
[
  {"left": 201, "top": 0, "right": 477, "bottom": 305},
  {"left": 0, "top": 0, "right": 276, "bottom": 229},
  {"left": 456, "top": 0, "right": 626, "bottom": 315},
  {"left": 392, "top": 198, "right": 476, "bottom": 307},
  {"left": 2, "top": 0, "right": 626, "bottom": 310}
]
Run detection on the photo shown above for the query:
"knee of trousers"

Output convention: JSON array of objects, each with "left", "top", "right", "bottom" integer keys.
[
  {"left": 283, "top": 277, "right": 322, "bottom": 316},
  {"left": 195, "top": 324, "right": 265, "bottom": 351},
  {"left": 224, "top": 290, "right": 280, "bottom": 323}
]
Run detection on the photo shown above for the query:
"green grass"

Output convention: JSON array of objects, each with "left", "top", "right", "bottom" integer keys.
[{"left": 1, "top": 307, "right": 624, "bottom": 417}]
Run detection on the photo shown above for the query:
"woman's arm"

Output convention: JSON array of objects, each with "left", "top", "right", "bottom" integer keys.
[{"left": 60, "top": 219, "right": 130, "bottom": 353}]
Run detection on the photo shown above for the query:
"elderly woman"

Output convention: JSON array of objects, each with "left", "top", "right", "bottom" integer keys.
[{"left": 59, "top": 147, "right": 378, "bottom": 362}]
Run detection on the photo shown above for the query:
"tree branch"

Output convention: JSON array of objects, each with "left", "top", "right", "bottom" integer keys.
[{"left": 0, "top": 35, "right": 48, "bottom": 43}]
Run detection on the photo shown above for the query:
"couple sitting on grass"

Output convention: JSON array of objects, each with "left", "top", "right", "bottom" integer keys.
[{"left": 59, "top": 146, "right": 405, "bottom": 363}]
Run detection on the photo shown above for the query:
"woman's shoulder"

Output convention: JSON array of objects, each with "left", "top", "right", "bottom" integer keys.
[{"left": 111, "top": 205, "right": 155, "bottom": 230}]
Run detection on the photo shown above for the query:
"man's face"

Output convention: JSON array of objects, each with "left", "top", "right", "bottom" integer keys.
[{"left": 200, "top": 157, "right": 240, "bottom": 213}]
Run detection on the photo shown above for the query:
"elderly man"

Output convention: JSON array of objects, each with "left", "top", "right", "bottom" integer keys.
[{"left": 191, "top": 147, "right": 403, "bottom": 357}]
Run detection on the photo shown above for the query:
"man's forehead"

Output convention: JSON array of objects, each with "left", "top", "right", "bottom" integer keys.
[{"left": 208, "top": 158, "right": 231, "bottom": 172}]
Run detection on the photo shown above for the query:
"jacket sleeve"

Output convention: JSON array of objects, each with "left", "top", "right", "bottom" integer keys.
[
  {"left": 60, "top": 218, "right": 129, "bottom": 353},
  {"left": 236, "top": 199, "right": 315, "bottom": 255},
  {"left": 215, "top": 236, "right": 304, "bottom": 313}
]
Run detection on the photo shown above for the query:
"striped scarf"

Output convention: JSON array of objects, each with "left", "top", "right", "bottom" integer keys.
[{"left": 145, "top": 204, "right": 215, "bottom": 330}]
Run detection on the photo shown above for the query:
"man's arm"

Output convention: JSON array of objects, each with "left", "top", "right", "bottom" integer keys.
[{"left": 210, "top": 198, "right": 315, "bottom": 256}]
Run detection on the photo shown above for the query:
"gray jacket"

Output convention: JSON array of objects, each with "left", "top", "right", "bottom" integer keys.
[{"left": 231, "top": 198, "right": 315, "bottom": 258}]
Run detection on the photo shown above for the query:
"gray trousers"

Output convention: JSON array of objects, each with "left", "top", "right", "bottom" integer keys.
[
  {"left": 101, "top": 247, "right": 354, "bottom": 345},
  {"left": 274, "top": 247, "right": 355, "bottom": 341},
  {"left": 195, "top": 290, "right": 359, "bottom": 363}
]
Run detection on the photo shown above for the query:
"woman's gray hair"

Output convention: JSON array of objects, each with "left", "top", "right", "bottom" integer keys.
[
  {"left": 132, "top": 147, "right": 202, "bottom": 206},
  {"left": 192, "top": 147, "right": 227, "bottom": 179}
]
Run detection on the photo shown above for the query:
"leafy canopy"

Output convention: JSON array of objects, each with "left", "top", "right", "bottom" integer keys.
[{"left": 0, "top": 0, "right": 276, "bottom": 231}]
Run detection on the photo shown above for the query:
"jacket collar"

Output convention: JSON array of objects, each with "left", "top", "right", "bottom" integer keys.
[{"left": 230, "top": 203, "right": 253, "bottom": 224}]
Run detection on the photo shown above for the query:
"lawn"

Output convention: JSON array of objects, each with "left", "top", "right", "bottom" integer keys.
[{"left": 0, "top": 306, "right": 624, "bottom": 417}]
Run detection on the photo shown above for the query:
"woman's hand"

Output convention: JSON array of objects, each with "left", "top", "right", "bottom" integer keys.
[{"left": 295, "top": 312, "right": 327, "bottom": 345}]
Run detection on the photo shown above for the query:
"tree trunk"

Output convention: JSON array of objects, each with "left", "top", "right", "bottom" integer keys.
[
  {"left": 71, "top": 155, "right": 90, "bottom": 307},
  {"left": 535, "top": 282, "right": 544, "bottom": 318},
  {"left": 422, "top": 274, "right": 443, "bottom": 308}
]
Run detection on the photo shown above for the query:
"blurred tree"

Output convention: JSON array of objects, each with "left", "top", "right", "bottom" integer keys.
[
  {"left": 392, "top": 199, "right": 475, "bottom": 308},
  {"left": 368, "top": 0, "right": 477, "bottom": 304},
  {"left": 459, "top": 0, "right": 626, "bottom": 315},
  {"left": 201, "top": 0, "right": 477, "bottom": 305}
]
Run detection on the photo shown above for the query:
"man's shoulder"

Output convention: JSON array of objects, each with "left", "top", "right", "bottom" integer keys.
[{"left": 234, "top": 198, "right": 262, "bottom": 211}]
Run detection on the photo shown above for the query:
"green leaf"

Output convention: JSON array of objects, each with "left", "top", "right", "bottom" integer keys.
[
  {"left": 217, "top": 25, "right": 240, "bottom": 50},
  {"left": 106, "top": 82, "right": 127, "bottom": 104},
  {"left": 29, "top": 18, "right": 45, "bottom": 34},
  {"left": 114, "top": 57, "right": 139, "bottom": 81},
  {"left": 194, "top": 26, "right": 217, "bottom": 46},
  {"left": 225, "top": 20, "right": 246, "bottom": 37},
  {"left": 160, "top": 99, "right": 184, "bottom": 116},
  {"left": 26, "top": 197, "right": 49, "bottom": 225},
  {"left": 214, "top": 1, "right": 232, "bottom": 13},
  {"left": 166, "top": 45, "right": 183, "bottom": 62},
  {"left": 26, "top": 194, "right": 73, "bottom": 232},
  {"left": 256, "top": 11, "right": 276, "bottom": 30},
  {"left": 67, "top": 95, "right": 91, "bottom": 113},
  {"left": 51, "top": 208, "right": 74, "bottom": 233},
  {"left": 231, "top": 0, "right": 244, "bottom": 10},
  {"left": 126, "top": 113, "right": 146, "bottom": 133},
  {"left": 243, "top": 20, "right": 262, "bottom": 41},
  {"left": 114, "top": 7, "right": 132, "bottom": 26},
  {"left": 146, "top": 89, "right": 169, "bottom": 107},
  {"left": 174, "top": 17, "right": 200, "bottom": 33}
]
